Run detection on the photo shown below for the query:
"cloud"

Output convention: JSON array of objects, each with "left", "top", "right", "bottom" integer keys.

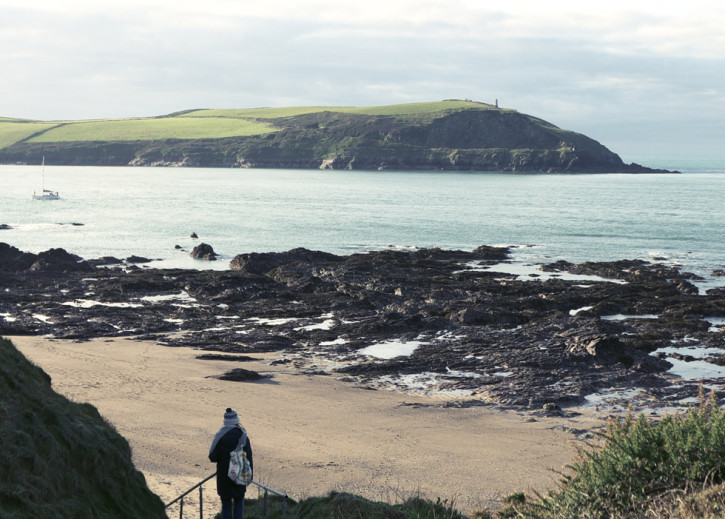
[{"left": 1, "top": 0, "right": 724, "bottom": 155}]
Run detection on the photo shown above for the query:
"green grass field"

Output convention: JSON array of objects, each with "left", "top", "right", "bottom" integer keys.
[
  {"left": 26, "top": 117, "right": 277, "bottom": 143},
  {"left": 0, "top": 100, "right": 503, "bottom": 148},
  {"left": 183, "top": 99, "right": 497, "bottom": 120},
  {"left": 0, "top": 121, "right": 63, "bottom": 148}
]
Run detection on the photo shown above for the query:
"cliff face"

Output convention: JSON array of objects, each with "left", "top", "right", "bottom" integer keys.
[
  {"left": 0, "top": 337, "right": 166, "bottom": 518},
  {"left": 0, "top": 105, "right": 670, "bottom": 173}
]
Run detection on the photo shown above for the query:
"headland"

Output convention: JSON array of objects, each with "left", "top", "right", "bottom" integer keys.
[{"left": 0, "top": 100, "right": 674, "bottom": 173}]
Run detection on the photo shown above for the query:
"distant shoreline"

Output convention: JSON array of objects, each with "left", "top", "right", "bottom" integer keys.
[{"left": 0, "top": 100, "right": 676, "bottom": 174}]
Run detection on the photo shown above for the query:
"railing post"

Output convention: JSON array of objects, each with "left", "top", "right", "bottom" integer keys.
[
  {"left": 166, "top": 474, "right": 287, "bottom": 519},
  {"left": 199, "top": 484, "right": 203, "bottom": 519}
]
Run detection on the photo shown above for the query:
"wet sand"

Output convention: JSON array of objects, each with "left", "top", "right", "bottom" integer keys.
[{"left": 11, "top": 335, "right": 602, "bottom": 515}]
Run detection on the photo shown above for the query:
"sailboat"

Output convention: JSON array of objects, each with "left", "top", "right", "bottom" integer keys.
[{"left": 32, "top": 157, "right": 60, "bottom": 200}]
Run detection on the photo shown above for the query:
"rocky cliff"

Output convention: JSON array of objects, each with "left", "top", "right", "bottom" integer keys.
[{"left": 0, "top": 101, "right": 671, "bottom": 173}]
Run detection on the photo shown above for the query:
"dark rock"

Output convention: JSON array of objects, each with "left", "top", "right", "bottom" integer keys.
[
  {"left": 713, "top": 269, "right": 725, "bottom": 277},
  {"left": 472, "top": 245, "right": 510, "bottom": 261},
  {"left": 669, "top": 353, "right": 696, "bottom": 363},
  {"left": 87, "top": 256, "right": 123, "bottom": 266},
  {"left": 190, "top": 232, "right": 198, "bottom": 239},
  {"left": 270, "top": 358, "right": 292, "bottom": 366},
  {"left": 1, "top": 242, "right": 722, "bottom": 410},
  {"left": 127, "top": 255, "right": 153, "bottom": 264},
  {"left": 196, "top": 354, "right": 257, "bottom": 362},
  {"left": 214, "top": 368, "right": 270, "bottom": 382},
  {"left": 230, "top": 252, "right": 286, "bottom": 274},
  {"left": 451, "top": 307, "right": 517, "bottom": 326},
  {"left": 565, "top": 334, "right": 671, "bottom": 372},
  {"left": 30, "top": 248, "right": 91, "bottom": 272},
  {"left": 174, "top": 245, "right": 182, "bottom": 250},
  {"left": 191, "top": 243, "right": 218, "bottom": 261},
  {"left": 230, "top": 247, "right": 341, "bottom": 274},
  {"left": 709, "top": 354, "right": 725, "bottom": 367},
  {"left": 0, "top": 224, "right": 11, "bottom": 230},
  {"left": 0, "top": 242, "right": 37, "bottom": 270}
]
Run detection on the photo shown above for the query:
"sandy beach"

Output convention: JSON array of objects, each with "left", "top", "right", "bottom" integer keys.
[{"left": 11, "top": 335, "right": 603, "bottom": 515}]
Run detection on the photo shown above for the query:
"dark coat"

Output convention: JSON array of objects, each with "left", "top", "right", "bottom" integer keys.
[{"left": 209, "top": 427, "right": 253, "bottom": 499}]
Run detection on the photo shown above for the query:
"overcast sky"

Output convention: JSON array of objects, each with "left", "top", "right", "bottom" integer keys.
[{"left": 2, "top": 0, "right": 724, "bottom": 158}]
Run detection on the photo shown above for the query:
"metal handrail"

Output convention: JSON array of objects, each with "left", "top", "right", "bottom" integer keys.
[
  {"left": 165, "top": 473, "right": 216, "bottom": 509},
  {"left": 165, "top": 473, "right": 288, "bottom": 519}
]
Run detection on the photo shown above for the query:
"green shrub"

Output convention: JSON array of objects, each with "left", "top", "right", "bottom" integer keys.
[
  {"left": 233, "top": 490, "right": 465, "bottom": 518},
  {"left": 513, "top": 388, "right": 725, "bottom": 518}
]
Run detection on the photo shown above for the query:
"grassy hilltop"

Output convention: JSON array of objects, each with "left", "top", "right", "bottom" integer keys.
[{"left": 0, "top": 100, "right": 665, "bottom": 172}]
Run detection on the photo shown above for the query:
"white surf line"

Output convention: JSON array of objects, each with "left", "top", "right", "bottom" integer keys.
[
  {"left": 459, "top": 261, "right": 628, "bottom": 284},
  {"left": 358, "top": 339, "right": 426, "bottom": 359}
]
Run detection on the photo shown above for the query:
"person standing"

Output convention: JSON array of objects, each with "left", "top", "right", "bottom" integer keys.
[{"left": 209, "top": 408, "right": 253, "bottom": 519}]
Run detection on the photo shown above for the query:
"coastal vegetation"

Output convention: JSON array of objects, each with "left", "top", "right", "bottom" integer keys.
[
  {"left": 240, "top": 492, "right": 465, "bottom": 519},
  {"left": 498, "top": 390, "right": 725, "bottom": 518},
  {"left": 0, "top": 120, "right": 60, "bottom": 149},
  {"left": 0, "top": 337, "right": 165, "bottom": 518},
  {"left": 183, "top": 100, "right": 499, "bottom": 120},
  {"left": 0, "top": 100, "right": 665, "bottom": 172},
  {"left": 25, "top": 116, "right": 277, "bottom": 143}
]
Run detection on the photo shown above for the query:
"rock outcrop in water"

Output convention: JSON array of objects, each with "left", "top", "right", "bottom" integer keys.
[
  {"left": 0, "top": 243, "right": 91, "bottom": 272},
  {"left": 1, "top": 242, "right": 723, "bottom": 411},
  {"left": 190, "top": 242, "right": 218, "bottom": 261}
]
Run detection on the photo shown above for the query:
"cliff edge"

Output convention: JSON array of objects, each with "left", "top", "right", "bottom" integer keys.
[{"left": 0, "top": 100, "right": 672, "bottom": 173}]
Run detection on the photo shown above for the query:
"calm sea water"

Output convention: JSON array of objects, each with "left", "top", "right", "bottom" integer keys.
[{"left": 1, "top": 159, "right": 724, "bottom": 291}]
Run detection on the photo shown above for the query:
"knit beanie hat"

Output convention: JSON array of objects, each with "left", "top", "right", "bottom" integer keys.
[{"left": 223, "top": 408, "right": 239, "bottom": 426}]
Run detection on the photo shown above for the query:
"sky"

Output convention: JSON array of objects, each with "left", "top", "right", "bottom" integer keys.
[{"left": 2, "top": 0, "right": 724, "bottom": 159}]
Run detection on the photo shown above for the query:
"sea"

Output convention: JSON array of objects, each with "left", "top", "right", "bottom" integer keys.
[
  {"left": 3, "top": 156, "right": 725, "bottom": 411},
  {"left": 1, "top": 155, "right": 724, "bottom": 293}
]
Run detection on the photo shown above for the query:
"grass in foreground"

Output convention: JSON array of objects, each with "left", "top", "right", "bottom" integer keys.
[
  {"left": 232, "top": 491, "right": 465, "bottom": 519},
  {"left": 501, "top": 388, "right": 725, "bottom": 518},
  {"left": 0, "top": 337, "right": 165, "bottom": 518}
]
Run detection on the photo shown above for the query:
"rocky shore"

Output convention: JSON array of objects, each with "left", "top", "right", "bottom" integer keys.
[{"left": 1, "top": 242, "right": 723, "bottom": 413}]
